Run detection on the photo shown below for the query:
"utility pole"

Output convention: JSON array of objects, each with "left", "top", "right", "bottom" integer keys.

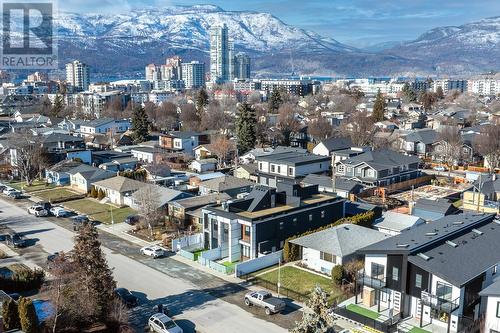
[
  {"left": 476, "top": 173, "right": 482, "bottom": 212},
  {"left": 277, "top": 257, "right": 281, "bottom": 298},
  {"left": 331, "top": 152, "right": 336, "bottom": 195}
]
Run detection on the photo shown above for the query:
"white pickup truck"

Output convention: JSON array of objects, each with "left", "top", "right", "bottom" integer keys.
[{"left": 244, "top": 290, "right": 286, "bottom": 315}]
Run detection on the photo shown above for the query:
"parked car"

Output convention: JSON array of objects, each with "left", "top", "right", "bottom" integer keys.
[
  {"left": 3, "top": 187, "right": 15, "bottom": 195},
  {"left": 148, "top": 313, "right": 183, "bottom": 333},
  {"left": 5, "top": 233, "right": 28, "bottom": 248},
  {"left": 140, "top": 246, "right": 164, "bottom": 258},
  {"left": 125, "top": 214, "right": 140, "bottom": 225},
  {"left": 28, "top": 205, "right": 49, "bottom": 217},
  {"left": 433, "top": 165, "right": 447, "bottom": 171},
  {"left": 50, "top": 206, "right": 71, "bottom": 217},
  {"left": 244, "top": 291, "right": 286, "bottom": 315},
  {"left": 7, "top": 190, "right": 22, "bottom": 199},
  {"left": 114, "top": 288, "right": 138, "bottom": 307},
  {"left": 71, "top": 215, "right": 92, "bottom": 231},
  {"left": 47, "top": 251, "right": 74, "bottom": 268}
]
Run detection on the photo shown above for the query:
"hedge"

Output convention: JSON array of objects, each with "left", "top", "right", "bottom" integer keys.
[
  {"left": 0, "top": 268, "right": 45, "bottom": 293},
  {"left": 283, "top": 211, "right": 375, "bottom": 262}
]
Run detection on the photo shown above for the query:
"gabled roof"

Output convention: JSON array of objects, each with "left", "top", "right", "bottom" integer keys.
[
  {"left": 200, "top": 175, "right": 254, "bottom": 192},
  {"left": 66, "top": 163, "right": 100, "bottom": 176},
  {"left": 301, "top": 174, "right": 364, "bottom": 192},
  {"left": 41, "top": 133, "right": 84, "bottom": 144},
  {"left": 132, "top": 184, "right": 192, "bottom": 208},
  {"left": 291, "top": 224, "right": 390, "bottom": 257},
  {"left": 237, "top": 163, "right": 258, "bottom": 174},
  {"left": 75, "top": 167, "right": 115, "bottom": 181},
  {"left": 341, "top": 149, "right": 421, "bottom": 170},
  {"left": 479, "top": 278, "right": 500, "bottom": 297},
  {"left": 317, "top": 137, "right": 353, "bottom": 152},
  {"left": 414, "top": 198, "right": 458, "bottom": 214},
  {"left": 473, "top": 174, "right": 500, "bottom": 195},
  {"left": 374, "top": 211, "right": 425, "bottom": 233},
  {"left": 404, "top": 129, "right": 438, "bottom": 145},
  {"left": 48, "top": 159, "right": 83, "bottom": 173},
  {"left": 93, "top": 176, "right": 146, "bottom": 193}
]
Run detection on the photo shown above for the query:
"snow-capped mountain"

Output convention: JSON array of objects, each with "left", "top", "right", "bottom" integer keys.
[{"left": 384, "top": 16, "right": 500, "bottom": 75}]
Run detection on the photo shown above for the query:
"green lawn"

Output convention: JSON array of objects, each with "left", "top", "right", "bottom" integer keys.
[
  {"left": 409, "top": 327, "right": 431, "bottom": 333},
  {"left": 346, "top": 304, "right": 380, "bottom": 320},
  {"left": 192, "top": 249, "right": 205, "bottom": 261},
  {"left": 34, "top": 188, "right": 80, "bottom": 202},
  {"left": 9, "top": 180, "right": 55, "bottom": 192},
  {"left": 222, "top": 261, "right": 238, "bottom": 270},
  {"left": 257, "top": 266, "right": 345, "bottom": 303},
  {"left": 64, "top": 198, "right": 136, "bottom": 224}
]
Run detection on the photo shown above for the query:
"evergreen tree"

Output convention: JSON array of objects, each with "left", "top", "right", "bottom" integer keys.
[
  {"left": 73, "top": 224, "right": 116, "bottom": 321},
  {"left": 51, "top": 94, "right": 64, "bottom": 118},
  {"left": 235, "top": 103, "right": 256, "bottom": 155},
  {"left": 268, "top": 88, "right": 283, "bottom": 113},
  {"left": 18, "top": 297, "right": 38, "bottom": 333},
  {"left": 401, "top": 83, "right": 417, "bottom": 103},
  {"left": 2, "top": 299, "right": 20, "bottom": 331},
  {"left": 436, "top": 86, "right": 444, "bottom": 99},
  {"left": 372, "top": 90, "right": 386, "bottom": 122},
  {"left": 131, "top": 106, "right": 151, "bottom": 143},
  {"left": 291, "top": 286, "right": 335, "bottom": 333},
  {"left": 90, "top": 186, "right": 98, "bottom": 198},
  {"left": 196, "top": 88, "right": 209, "bottom": 112}
]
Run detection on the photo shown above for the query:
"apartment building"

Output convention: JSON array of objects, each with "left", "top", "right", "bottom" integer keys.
[
  {"left": 66, "top": 60, "right": 90, "bottom": 92},
  {"left": 181, "top": 61, "right": 205, "bottom": 89}
]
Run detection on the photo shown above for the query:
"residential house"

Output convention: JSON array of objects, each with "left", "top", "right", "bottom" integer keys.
[
  {"left": 432, "top": 132, "right": 478, "bottom": 165},
  {"left": 168, "top": 193, "right": 231, "bottom": 228},
  {"left": 198, "top": 175, "right": 255, "bottom": 198},
  {"left": 401, "top": 129, "right": 439, "bottom": 158},
  {"left": 479, "top": 278, "right": 500, "bottom": 333},
  {"left": 79, "top": 118, "right": 131, "bottom": 137},
  {"left": 92, "top": 176, "right": 147, "bottom": 206},
  {"left": 373, "top": 211, "right": 426, "bottom": 236},
  {"left": 375, "top": 121, "right": 399, "bottom": 131},
  {"left": 255, "top": 149, "right": 330, "bottom": 188},
  {"left": 40, "top": 133, "right": 85, "bottom": 154},
  {"left": 45, "top": 159, "right": 83, "bottom": 185},
  {"left": 69, "top": 165, "right": 115, "bottom": 192},
  {"left": 291, "top": 224, "right": 390, "bottom": 275},
  {"left": 312, "top": 137, "right": 354, "bottom": 157},
  {"left": 127, "top": 184, "right": 193, "bottom": 211},
  {"left": 189, "top": 172, "right": 225, "bottom": 187},
  {"left": 190, "top": 158, "right": 217, "bottom": 173},
  {"left": 159, "top": 131, "right": 210, "bottom": 156},
  {"left": 412, "top": 198, "right": 460, "bottom": 221},
  {"left": 335, "top": 149, "right": 422, "bottom": 187},
  {"left": 202, "top": 183, "right": 345, "bottom": 261},
  {"left": 463, "top": 175, "right": 500, "bottom": 214},
  {"left": 57, "top": 118, "right": 84, "bottom": 132},
  {"left": 301, "top": 173, "right": 364, "bottom": 199},
  {"left": 140, "top": 163, "right": 172, "bottom": 184},
  {"left": 234, "top": 163, "right": 258, "bottom": 183},
  {"left": 91, "top": 150, "right": 132, "bottom": 167},
  {"left": 98, "top": 157, "right": 138, "bottom": 172},
  {"left": 131, "top": 147, "right": 161, "bottom": 164},
  {"left": 239, "top": 147, "right": 274, "bottom": 165},
  {"left": 356, "top": 213, "right": 498, "bottom": 333}
]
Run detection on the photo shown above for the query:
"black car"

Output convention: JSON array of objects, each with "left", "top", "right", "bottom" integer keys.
[
  {"left": 114, "top": 288, "right": 138, "bottom": 307},
  {"left": 125, "top": 215, "right": 140, "bottom": 225},
  {"left": 6, "top": 233, "right": 27, "bottom": 248}
]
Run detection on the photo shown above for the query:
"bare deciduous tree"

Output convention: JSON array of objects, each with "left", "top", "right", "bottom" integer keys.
[
  {"left": 341, "top": 111, "right": 376, "bottom": 146},
  {"left": 277, "top": 103, "right": 301, "bottom": 146},
  {"left": 308, "top": 117, "right": 333, "bottom": 142},
  {"left": 9, "top": 132, "right": 49, "bottom": 185},
  {"left": 136, "top": 185, "right": 163, "bottom": 231},
  {"left": 475, "top": 124, "right": 500, "bottom": 172},
  {"left": 435, "top": 126, "right": 464, "bottom": 171},
  {"left": 210, "top": 136, "right": 234, "bottom": 168}
]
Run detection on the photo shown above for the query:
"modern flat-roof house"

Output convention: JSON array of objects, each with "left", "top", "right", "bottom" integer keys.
[
  {"left": 291, "top": 224, "right": 390, "bottom": 275},
  {"left": 255, "top": 149, "right": 330, "bottom": 188},
  {"left": 374, "top": 211, "right": 426, "bottom": 236},
  {"left": 351, "top": 213, "right": 498, "bottom": 333},
  {"left": 202, "top": 183, "right": 345, "bottom": 261},
  {"left": 190, "top": 158, "right": 217, "bottom": 173},
  {"left": 334, "top": 149, "right": 422, "bottom": 187}
]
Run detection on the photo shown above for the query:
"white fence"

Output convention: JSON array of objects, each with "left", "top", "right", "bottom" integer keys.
[
  {"left": 234, "top": 250, "right": 283, "bottom": 277},
  {"left": 171, "top": 233, "right": 203, "bottom": 252}
]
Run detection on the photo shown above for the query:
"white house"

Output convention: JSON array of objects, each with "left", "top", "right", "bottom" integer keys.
[
  {"left": 479, "top": 278, "right": 500, "bottom": 333},
  {"left": 190, "top": 158, "right": 217, "bottom": 173},
  {"left": 131, "top": 147, "right": 158, "bottom": 163},
  {"left": 79, "top": 118, "right": 131, "bottom": 137},
  {"left": 373, "top": 211, "right": 426, "bottom": 236},
  {"left": 92, "top": 176, "right": 147, "bottom": 206}
]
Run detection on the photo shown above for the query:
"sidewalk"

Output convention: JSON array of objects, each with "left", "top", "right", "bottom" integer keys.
[{"left": 97, "top": 223, "right": 158, "bottom": 247}]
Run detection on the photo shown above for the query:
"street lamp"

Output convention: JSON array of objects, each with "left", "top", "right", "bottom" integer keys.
[{"left": 100, "top": 197, "right": 114, "bottom": 225}]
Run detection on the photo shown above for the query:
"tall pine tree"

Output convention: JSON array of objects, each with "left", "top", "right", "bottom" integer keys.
[
  {"left": 18, "top": 297, "right": 37, "bottom": 333},
  {"left": 196, "top": 88, "right": 209, "bottom": 113},
  {"left": 73, "top": 224, "right": 116, "bottom": 322},
  {"left": 372, "top": 90, "right": 386, "bottom": 122},
  {"left": 235, "top": 103, "right": 256, "bottom": 155},
  {"left": 290, "top": 286, "right": 335, "bottom": 333},
  {"left": 401, "top": 83, "right": 417, "bottom": 103},
  {"left": 131, "top": 105, "right": 151, "bottom": 143},
  {"left": 268, "top": 88, "right": 283, "bottom": 113},
  {"left": 51, "top": 94, "right": 64, "bottom": 118}
]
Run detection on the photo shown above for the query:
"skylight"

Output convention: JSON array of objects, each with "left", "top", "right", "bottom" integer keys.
[
  {"left": 446, "top": 240, "right": 458, "bottom": 248},
  {"left": 417, "top": 253, "right": 431, "bottom": 261},
  {"left": 472, "top": 229, "right": 483, "bottom": 235}
]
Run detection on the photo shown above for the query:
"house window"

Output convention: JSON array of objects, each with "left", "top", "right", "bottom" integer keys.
[
  {"left": 259, "top": 162, "right": 262, "bottom": 170},
  {"left": 337, "top": 165, "right": 344, "bottom": 174},
  {"left": 497, "top": 302, "right": 500, "bottom": 318},
  {"left": 371, "top": 263, "right": 384, "bottom": 280},
  {"left": 493, "top": 265, "right": 498, "bottom": 275},
  {"left": 293, "top": 218, "right": 297, "bottom": 226},
  {"left": 279, "top": 221, "right": 284, "bottom": 230},
  {"left": 321, "top": 210, "right": 325, "bottom": 218},
  {"left": 320, "top": 251, "right": 335, "bottom": 263},
  {"left": 271, "top": 165, "right": 275, "bottom": 172},
  {"left": 309, "top": 214, "right": 313, "bottom": 222},
  {"left": 436, "top": 282, "right": 453, "bottom": 301},
  {"left": 244, "top": 226, "right": 250, "bottom": 237},
  {"left": 288, "top": 167, "right": 293, "bottom": 175},
  {"left": 415, "top": 274, "right": 422, "bottom": 288},
  {"left": 392, "top": 267, "right": 399, "bottom": 281},
  {"left": 380, "top": 291, "right": 388, "bottom": 302},
  {"left": 277, "top": 166, "right": 281, "bottom": 173}
]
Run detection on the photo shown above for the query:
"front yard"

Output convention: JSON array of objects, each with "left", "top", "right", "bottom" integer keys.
[
  {"left": 34, "top": 187, "right": 82, "bottom": 202},
  {"left": 9, "top": 180, "right": 55, "bottom": 193},
  {"left": 256, "top": 266, "right": 346, "bottom": 304},
  {"left": 64, "top": 198, "right": 136, "bottom": 224},
  {"left": 346, "top": 303, "right": 380, "bottom": 320}
]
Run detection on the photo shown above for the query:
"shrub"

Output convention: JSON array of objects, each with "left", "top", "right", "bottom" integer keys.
[
  {"left": 283, "top": 240, "right": 300, "bottom": 262},
  {"left": 97, "top": 189, "right": 105, "bottom": 200},
  {"left": 90, "top": 186, "right": 98, "bottom": 198},
  {"left": 331, "top": 265, "right": 344, "bottom": 285},
  {"left": 2, "top": 299, "right": 20, "bottom": 330},
  {"left": 18, "top": 297, "right": 38, "bottom": 333},
  {"left": 0, "top": 268, "right": 45, "bottom": 293}
]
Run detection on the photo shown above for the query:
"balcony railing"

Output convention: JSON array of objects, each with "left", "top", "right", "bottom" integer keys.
[
  {"left": 420, "top": 291, "right": 460, "bottom": 313},
  {"left": 357, "top": 270, "right": 386, "bottom": 289}
]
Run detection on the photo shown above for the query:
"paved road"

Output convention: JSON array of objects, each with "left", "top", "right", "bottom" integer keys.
[{"left": 0, "top": 197, "right": 300, "bottom": 333}]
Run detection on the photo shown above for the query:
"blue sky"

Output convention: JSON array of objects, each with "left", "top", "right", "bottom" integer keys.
[{"left": 60, "top": 0, "right": 500, "bottom": 47}]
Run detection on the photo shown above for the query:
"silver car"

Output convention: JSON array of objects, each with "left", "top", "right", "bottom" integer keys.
[{"left": 148, "top": 313, "right": 183, "bottom": 333}]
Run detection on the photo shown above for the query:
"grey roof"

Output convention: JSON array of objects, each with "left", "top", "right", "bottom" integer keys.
[
  {"left": 257, "top": 150, "right": 329, "bottom": 166},
  {"left": 132, "top": 184, "right": 193, "bottom": 208},
  {"left": 414, "top": 198, "right": 458, "bottom": 214},
  {"left": 473, "top": 174, "right": 500, "bottom": 195},
  {"left": 66, "top": 163, "right": 101, "bottom": 175},
  {"left": 318, "top": 137, "right": 353, "bottom": 152},
  {"left": 407, "top": 219, "right": 500, "bottom": 287},
  {"left": 301, "top": 174, "right": 363, "bottom": 192},
  {"left": 200, "top": 175, "right": 254, "bottom": 192},
  {"left": 479, "top": 278, "right": 500, "bottom": 297},
  {"left": 404, "top": 129, "right": 438, "bottom": 145},
  {"left": 77, "top": 168, "right": 115, "bottom": 181},
  {"left": 41, "top": 133, "right": 84, "bottom": 144},
  {"left": 48, "top": 159, "right": 83, "bottom": 173},
  {"left": 374, "top": 211, "right": 425, "bottom": 233},
  {"left": 93, "top": 176, "right": 146, "bottom": 193},
  {"left": 238, "top": 163, "right": 258, "bottom": 174},
  {"left": 194, "top": 158, "right": 218, "bottom": 165},
  {"left": 82, "top": 118, "right": 125, "bottom": 128},
  {"left": 359, "top": 213, "right": 495, "bottom": 255},
  {"left": 341, "top": 149, "right": 421, "bottom": 170},
  {"left": 131, "top": 146, "right": 158, "bottom": 154},
  {"left": 170, "top": 193, "right": 231, "bottom": 210},
  {"left": 291, "top": 224, "right": 390, "bottom": 257}
]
